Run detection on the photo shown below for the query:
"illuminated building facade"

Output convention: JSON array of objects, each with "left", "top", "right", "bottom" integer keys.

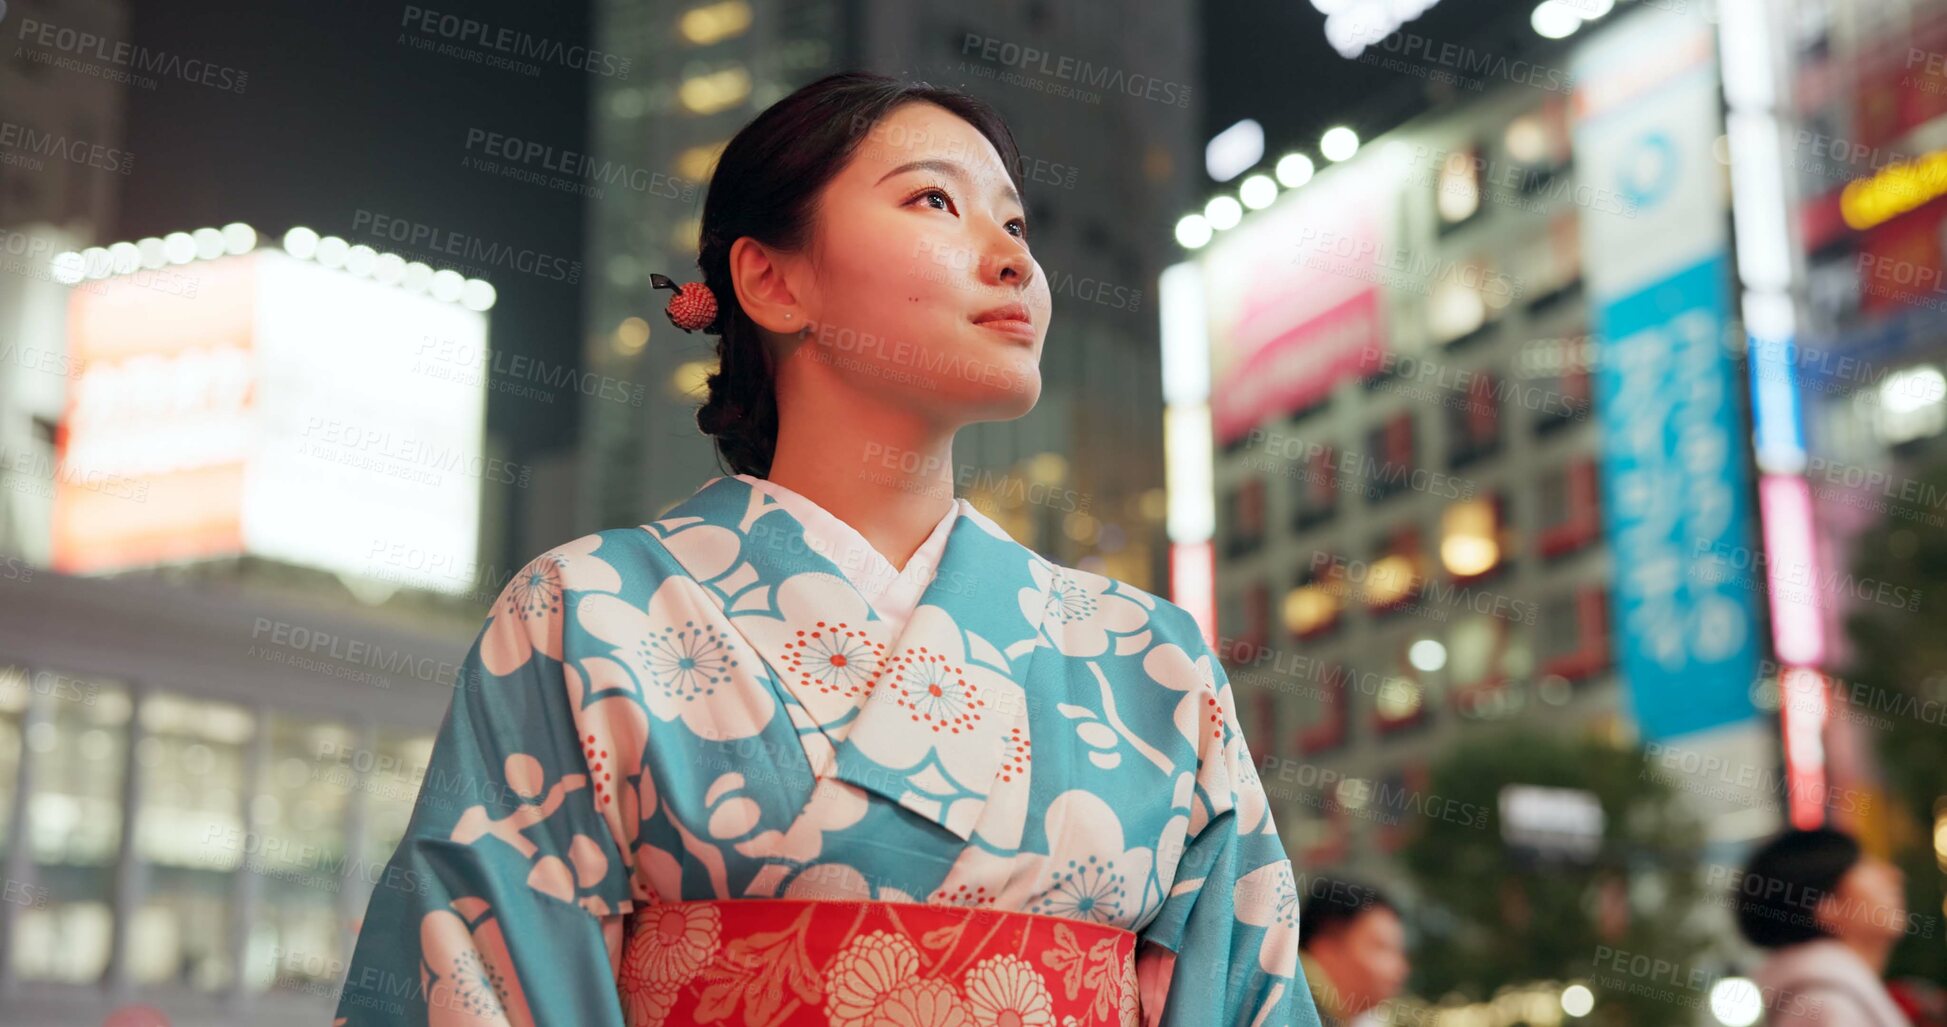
[{"left": 581, "top": 0, "right": 1198, "bottom": 588}]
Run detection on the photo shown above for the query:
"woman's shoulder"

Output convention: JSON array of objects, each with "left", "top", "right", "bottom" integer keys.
[
  {"left": 1034, "top": 555, "right": 1216, "bottom": 664},
  {"left": 498, "top": 526, "right": 685, "bottom": 601}
]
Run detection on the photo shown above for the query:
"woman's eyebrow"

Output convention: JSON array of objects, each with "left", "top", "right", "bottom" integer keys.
[{"left": 875, "top": 157, "right": 1024, "bottom": 210}]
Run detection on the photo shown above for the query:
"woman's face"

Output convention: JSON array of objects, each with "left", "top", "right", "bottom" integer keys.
[{"left": 785, "top": 101, "right": 1049, "bottom": 424}]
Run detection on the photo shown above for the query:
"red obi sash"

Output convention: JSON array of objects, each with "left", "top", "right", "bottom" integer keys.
[{"left": 618, "top": 898, "right": 1143, "bottom": 1026}]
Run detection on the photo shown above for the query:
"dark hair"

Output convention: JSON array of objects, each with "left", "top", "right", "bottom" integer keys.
[
  {"left": 1732, "top": 828, "right": 1862, "bottom": 949},
  {"left": 1298, "top": 877, "right": 1398, "bottom": 950},
  {"left": 690, "top": 71, "right": 1025, "bottom": 478}
]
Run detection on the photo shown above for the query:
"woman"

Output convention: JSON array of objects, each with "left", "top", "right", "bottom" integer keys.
[
  {"left": 1734, "top": 828, "right": 1914, "bottom": 1027},
  {"left": 333, "top": 72, "right": 1314, "bottom": 1027}
]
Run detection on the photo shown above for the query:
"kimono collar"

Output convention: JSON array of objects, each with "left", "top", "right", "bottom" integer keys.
[
  {"left": 645, "top": 475, "right": 1056, "bottom": 844},
  {"left": 731, "top": 472, "right": 957, "bottom": 637}
]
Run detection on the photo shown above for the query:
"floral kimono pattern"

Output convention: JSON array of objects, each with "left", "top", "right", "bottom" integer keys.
[{"left": 332, "top": 474, "right": 1318, "bottom": 1027}]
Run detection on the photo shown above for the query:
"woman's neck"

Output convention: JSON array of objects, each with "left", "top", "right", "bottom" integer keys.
[
  {"left": 1837, "top": 931, "right": 1897, "bottom": 976},
  {"left": 765, "top": 372, "right": 957, "bottom": 573}
]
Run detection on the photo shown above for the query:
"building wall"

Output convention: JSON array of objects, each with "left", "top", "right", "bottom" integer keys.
[
  {"left": 1206, "top": 81, "right": 1628, "bottom": 880},
  {"left": 582, "top": 0, "right": 1195, "bottom": 588}
]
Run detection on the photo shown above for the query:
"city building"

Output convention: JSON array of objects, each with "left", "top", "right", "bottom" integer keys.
[
  {"left": 581, "top": 0, "right": 1200, "bottom": 589},
  {"left": 0, "top": 228, "right": 507, "bottom": 1025},
  {"left": 1173, "top": 5, "right": 1783, "bottom": 885}
]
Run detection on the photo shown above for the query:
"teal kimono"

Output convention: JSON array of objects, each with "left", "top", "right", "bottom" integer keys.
[{"left": 332, "top": 474, "right": 1318, "bottom": 1026}]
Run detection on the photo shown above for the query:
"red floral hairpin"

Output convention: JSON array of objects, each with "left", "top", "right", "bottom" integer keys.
[{"left": 650, "top": 273, "right": 721, "bottom": 334}]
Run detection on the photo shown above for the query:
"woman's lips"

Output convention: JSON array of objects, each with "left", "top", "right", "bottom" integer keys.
[{"left": 973, "top": 317, "right": 1037, "bottom": 342}]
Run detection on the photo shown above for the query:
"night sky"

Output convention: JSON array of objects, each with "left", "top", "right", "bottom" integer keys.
[{"left": 119, "top": 0, "right": 594, "bottom": 455}]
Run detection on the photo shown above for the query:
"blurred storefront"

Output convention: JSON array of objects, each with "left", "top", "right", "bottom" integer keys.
[
  {"left": 0, "top": 229, "right": 513, "bottom": 1025},
  {"left": 1164, "top": 3, "right": 1789, "bottom": 889}
]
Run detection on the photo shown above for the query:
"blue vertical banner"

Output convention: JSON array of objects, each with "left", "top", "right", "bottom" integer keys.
[{"left": 1571, "top": 11, "right": 1763, "bottom": 740}]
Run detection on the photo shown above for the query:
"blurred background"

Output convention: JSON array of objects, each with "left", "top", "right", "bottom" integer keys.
[{"left": 0, "top": 0, "right": 1944, "bottom": 1023}]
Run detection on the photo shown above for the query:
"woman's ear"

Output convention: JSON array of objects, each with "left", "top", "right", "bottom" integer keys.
[{"left": 728, "top": 236, "right": 807, "bottom": 334}]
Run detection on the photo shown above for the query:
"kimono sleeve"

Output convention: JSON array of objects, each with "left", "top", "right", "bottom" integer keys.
[
  {"left": 1137, "top": 641, "right": 1322, "bottom": 1027},
  {"left": 333, "top": 574, "right": 636, "bottom": 1027}
]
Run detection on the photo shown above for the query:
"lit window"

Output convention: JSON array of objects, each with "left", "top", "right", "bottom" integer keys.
[
  {"left": 679, "top": 66, "right": 752, "bottom": 115},
  {"left": 1440, "top": 495, "right": 1503, "bottom": 579},
  {"left": 129, "top": 694, "right": 255, "bottom": 991},
  {"left": 678, "top": 1, "right": 753, "bottom": 45},
  {"left": 1522, "top": 332, "right": 1594, "bottom": 433},
  {"left": 1874, "top": 365, "right": 1947, "bottom": 445},
  {"left": 1436, "top": 147, "right": 1482, "bottom": 224},
  {"left": 246, "top": 715, "right": 357, "bottom": 995},
  {"left": 1428, "top": 274, "right": 1487, "bottom": 343},
  {"left": 17, "top": 674, "right": 131, "bottom": 984},
  {"left": 1364, "top": 528, "right": 1424, "bottom": 612}
]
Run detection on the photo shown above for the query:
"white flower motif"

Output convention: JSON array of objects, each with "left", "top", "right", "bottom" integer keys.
[
  {"left": 624, "top": 903, "right": 722, "bottom": 985},
  {"left": 963, "top": 954, "right": 1056, "bottom": 1026},
  {"left": 420, "top": 900, "right": 535, "bottom": 1027},
  {"left": 825, "top": 930, "right": 921, "bottom": 1026},
  {"left": 578, "top": 578, "right": 775, "bottom": 741},
  {"left": 618, "top": 903, "right": 721, "bottom": 1025},
  {"left": 872, "top": 979, "right": 974, "bottom": 1027},
  {"left": 1020, "top": 563, "right": 1151, "bottom": 658},
  {"left": 1027, "top": 791, "right": 1155, "bottom": 931},
  {"left": 842, "top": 605, "right": 1025, "bottom": 821},
  {"left": 1034, "top": 852, "right": 1127, "bottom": 925},
  {"left": 1141, "top": 643, "right": 1241, "bottom": 820},
  {"left": 482, "top": 533, "right": 623, "bottom": 676},
  {"left": 737, "top": 570, "right": 890, "bottom": 731},
  {"left": 1235, "top": 860, "right": 1301, "bottom": 978}
]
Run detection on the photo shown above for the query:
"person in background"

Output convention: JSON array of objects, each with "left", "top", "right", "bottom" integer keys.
[
  {"left": 1299, "top": 878, "right": 1411, "bottom": 1027},
  {"left": 1734, "top": 828, "right": 1915, "bottom": 1027}
]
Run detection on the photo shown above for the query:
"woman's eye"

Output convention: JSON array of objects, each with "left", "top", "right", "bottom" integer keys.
[
  {"left": 911, "top": 187, "right": 954, "bottom": 212},
  {"left": 1008, "top": 218, "right": 1028, "bottom": 239}
]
